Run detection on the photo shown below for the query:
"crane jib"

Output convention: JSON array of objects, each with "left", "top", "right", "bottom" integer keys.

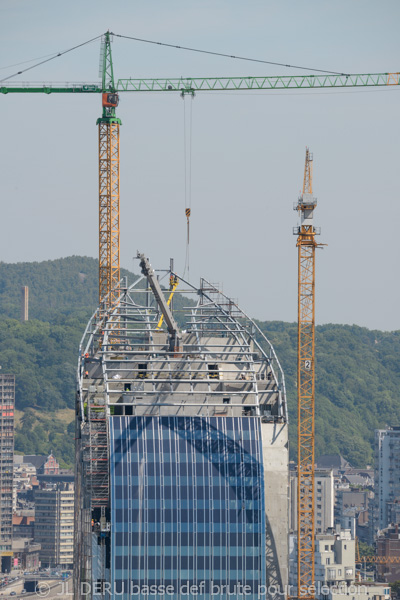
[{"left": 1, "top": 72, "right": 399, "bottom": 94}]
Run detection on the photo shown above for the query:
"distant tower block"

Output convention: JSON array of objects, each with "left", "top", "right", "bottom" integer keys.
[{"left": 21, "top": 286, "right": 29, "bottom": 321}]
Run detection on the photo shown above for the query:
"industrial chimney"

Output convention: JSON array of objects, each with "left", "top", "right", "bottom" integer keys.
[{"left": 21, "top": 286, "right": 29, "bottom": 322}]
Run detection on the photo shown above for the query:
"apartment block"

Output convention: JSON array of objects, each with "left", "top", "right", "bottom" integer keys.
[
  {"left": 373, "top": 427, "right": 400, "bottom": 536},
  {"left": 375, "top": 524, "right": 400, "bottom": 583},
  {"left": 34, "top": 482, "right": 74, "bottom": 568},
  {"left": 290, "top": 468, "right": 334, "bottom": 533},
  {"left": 289, "top": 527, "right": 355, "bottom": 596},
  {"left": 314, "top": 529, "right": 355, "bottom": 585}
]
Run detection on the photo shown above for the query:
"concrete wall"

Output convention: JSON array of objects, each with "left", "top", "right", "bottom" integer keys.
[{"left": 261, "top": 421, "right": 289, "bottom": 593}]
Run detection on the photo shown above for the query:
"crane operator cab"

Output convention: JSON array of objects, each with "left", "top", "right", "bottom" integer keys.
[{"left": 102, "top": 92, "right": 119, "bottom": 108}]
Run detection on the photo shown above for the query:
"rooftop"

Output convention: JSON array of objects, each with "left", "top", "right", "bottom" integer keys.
[{"left": 78, "top": 266, "right": 287, "bottom": 421}]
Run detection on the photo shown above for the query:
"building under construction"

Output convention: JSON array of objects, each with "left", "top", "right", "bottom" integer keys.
[{"left": 75, "top": 253, "right": 289, "bottom": 600}]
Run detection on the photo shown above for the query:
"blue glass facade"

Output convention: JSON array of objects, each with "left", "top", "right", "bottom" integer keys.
[{"left": 109, "top": 416, "right": 266, "bottom": 600}]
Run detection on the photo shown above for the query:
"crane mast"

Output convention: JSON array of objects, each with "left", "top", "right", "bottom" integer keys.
[
  {"left": 97, "top": 32, "right": 121, "bottom": 311},
  {"left": 294, "top": 148, "right": 321, "bottom": 600}
]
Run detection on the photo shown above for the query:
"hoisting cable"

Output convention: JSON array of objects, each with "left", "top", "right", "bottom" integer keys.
[{"left": 182, "top": 91, "right": 194, "bottom": 279}]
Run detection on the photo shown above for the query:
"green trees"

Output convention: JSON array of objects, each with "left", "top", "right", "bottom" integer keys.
[
  {"left": 0, "top": 317, "right": 84, "bottom": 411},
  {"left": 14, "top": 408, "right": 74, "bottom": 467},
  {"left": 259, "top": 322, "right": 400, "bottom": 467},
  {"left": 358, "top": 541, "right": 374, "bottom": 559}
]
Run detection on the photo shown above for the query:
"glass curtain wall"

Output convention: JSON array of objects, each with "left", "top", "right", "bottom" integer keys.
[{"left": 109, "top": 416, "right": 266, "bottom": 600}]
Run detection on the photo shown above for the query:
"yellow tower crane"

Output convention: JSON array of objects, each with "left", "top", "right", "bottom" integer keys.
[
  {"left": 294, "top": 148, "right": 323, "bottom": 600},
  {"left": 97, "top": 32, "right": 121, "bottom": 313}
]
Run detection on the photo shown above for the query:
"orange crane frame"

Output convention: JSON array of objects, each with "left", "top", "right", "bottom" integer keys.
[
  {"left": 98, "top": 120, "right": 120, "bottom": 310},
  {"left": 97, "top": 33, "right": 121, "bottom": 314},
  {"left": 295, "top": 149, "right": 322, "bottom": 599}
]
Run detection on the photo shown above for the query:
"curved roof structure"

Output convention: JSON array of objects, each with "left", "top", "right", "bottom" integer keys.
[{"left": 78, "top": 258, "right": 287, "bottom": 429}]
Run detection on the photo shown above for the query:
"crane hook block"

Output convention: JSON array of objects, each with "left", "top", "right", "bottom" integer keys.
[{"left": 102, "top": 92, "right": 119, "bottom": 108}]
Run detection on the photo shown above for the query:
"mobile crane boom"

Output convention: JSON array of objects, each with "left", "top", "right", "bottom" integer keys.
[{"left": 137, "top": 252, "right": 182, "bottom": 353}]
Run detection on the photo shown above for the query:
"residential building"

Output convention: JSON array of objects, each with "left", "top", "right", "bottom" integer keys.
[
  {"left": 336, "top": 490, "right": 369, "bottom": 518},
  {"left": 324, "top": 583, "right": 390, "bottom": 600},
  {"left": 387, "top": 498, "right": 400, "bottom": 526},
  {"left": 289, "top": 527, "right": 389, "bottom": 600},
  {"left": 339, "top": 510, "right": 357, "bottom": 539},
  {"left": 0, "top": 374, "right": 15, "bottom": 573},
  {"left": 34, "top": 482, "right": 74, "bottom": 568},
  {"left": 342, "top": 468, "right": 374, "bottom": 488},
  {"left": 335, "top": 489, "right": 370, "bottom": 540},
  {"left": 315, "top": 528, "right": 355, "bottom": 586},
  {"left": 13, "top": 514, "right": 34, "bottom": 540},
  {"left": 316, "top": 455, "right": 352, "bottom": 477},
  {"left": 373, "top": 427, "right": 400, "bottom": 536},
  {"left": 13, "top": 461, "right": 37, "bottom": 511},
  {"left": 290, "top": 469, "right": 334, "bottom": 533},
  {"left": 36, "top": 468, "right": 73, "bottom": 488},
  {"left": 289, "top": 527, "right": 355, "bottom": 593},
  {"left": 12, "top": 539, "right": 40, "bottom": 571},
  {"left": 342, "top": 474, "right": 370, "bottom": 487},
  {"left": 375, "top": 524, "right": 400, "bottom": 583}
]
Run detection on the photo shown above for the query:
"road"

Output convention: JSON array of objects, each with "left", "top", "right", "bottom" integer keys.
[{"left": 0, "top": 578, "right": 72, "bottom": 600}]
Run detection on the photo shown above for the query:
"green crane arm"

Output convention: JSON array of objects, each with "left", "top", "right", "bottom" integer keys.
[
  {"left": 1, "top": 71, "right": 399, "bottom": 95},
  {"left": 115, "top": 71, "right": 400, "bottom": 92}
]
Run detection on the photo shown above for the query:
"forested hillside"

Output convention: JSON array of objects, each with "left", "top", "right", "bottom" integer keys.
[
  {"left": 258, "top": 321, "right": 400, "bottom": 466},
  {"left": 1, "top": 257, "right": 399, "bottom": 467},
  {"left": 0, "top": 256, "right": 116, "bottom": 321}
]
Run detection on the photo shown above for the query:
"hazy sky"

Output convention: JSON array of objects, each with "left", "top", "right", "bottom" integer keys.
[{"left": 1, "top": 1, "right": 399, "bottom": 330}]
